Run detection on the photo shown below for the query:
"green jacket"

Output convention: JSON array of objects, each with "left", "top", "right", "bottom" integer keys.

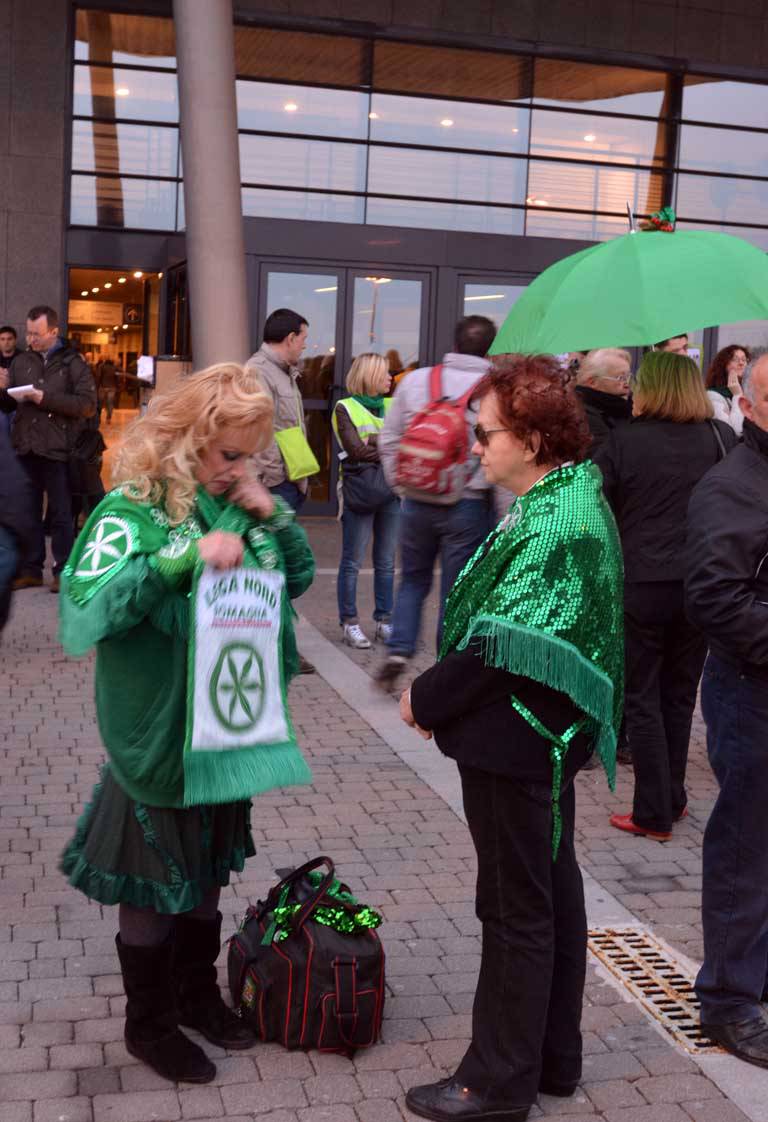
[{"left": 59, "top": 487, "right": 314, "bottom": 807}]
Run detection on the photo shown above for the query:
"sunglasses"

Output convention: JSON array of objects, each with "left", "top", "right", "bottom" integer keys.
[{"left": 473, "top": 423, "right": 512, "bottom": 447}]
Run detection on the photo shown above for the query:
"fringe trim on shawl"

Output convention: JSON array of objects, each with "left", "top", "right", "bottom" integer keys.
[{"left": 182, "top": 741, "right": 313, "bottom": 808}]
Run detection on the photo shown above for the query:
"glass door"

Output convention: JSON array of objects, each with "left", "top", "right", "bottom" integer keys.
[
  {"left": 458, "top": 277, "right": 527, "bottom": 334},
  {"left": 261, "top": 266, "right": 344, "bottom": 512},
  {"left": 347, "top": 271, "right": 429, "bottom": 385}
]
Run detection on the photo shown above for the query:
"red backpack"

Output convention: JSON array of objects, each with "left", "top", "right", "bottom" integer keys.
[{"left": 395, "top": 365, "right": 481, "bottom": 503}]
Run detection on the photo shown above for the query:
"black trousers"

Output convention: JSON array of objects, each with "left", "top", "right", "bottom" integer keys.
[
  {"left": 19, "top": 453, "right": 74, "bottom": 578},
  {"left": 455, "top": 765, "right": 586, "bottom": 1104},
  {"left": 625, "top": 580, "right": 707, "bottom": 833}
]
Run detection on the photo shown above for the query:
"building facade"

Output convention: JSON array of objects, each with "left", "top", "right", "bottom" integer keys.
[{"left": 2, "top": 0, "right": 768, "bottom": 510}]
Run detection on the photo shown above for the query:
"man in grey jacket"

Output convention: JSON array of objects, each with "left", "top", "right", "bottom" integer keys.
[
  {"left": 376, "top": 316, "right": 496, "bottom": 688},
  {"left": 246, "top": 308, "right": 309, "bottom": 512}
]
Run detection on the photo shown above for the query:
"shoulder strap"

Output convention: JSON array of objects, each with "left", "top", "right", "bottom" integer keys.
[
  {"left": 428, "top": 365, "right": 443, "bottom": 403},
  {"left": 708, "top": 419, "right": 728, "bottom": 462}
]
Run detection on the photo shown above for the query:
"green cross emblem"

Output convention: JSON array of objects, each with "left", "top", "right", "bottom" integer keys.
[
  {"left": 75, "top": 517, "right": 134, "bottom": 578},
  {"left": 209, "top": 642, "right": 265, "bottom": 732}
]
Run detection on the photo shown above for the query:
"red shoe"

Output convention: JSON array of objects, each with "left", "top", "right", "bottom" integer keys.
[{"left": 609, "top": 812, "right": 671, "bottom": 842}]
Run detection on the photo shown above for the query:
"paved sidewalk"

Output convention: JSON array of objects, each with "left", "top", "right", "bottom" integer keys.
[{"left": 0, "top": 521, "right": 753, "bottom": 1122}]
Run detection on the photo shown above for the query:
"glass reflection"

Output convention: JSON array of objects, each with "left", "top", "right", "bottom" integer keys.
[
  {"left": 366, "top": 197, "right": 523, "bottom": 235},
  {"left": 679, "top": 125, "right": 768, "bottom": 177},
  {"left": 676, "top": 174, "right": 768, "bottom": 226},
  {"left": 524, "top": 210, "right": 628, "bottom": 241},
  {"left": 368, "top": 146, "right": 526, "bottom": 205},
  {"left": 71, "top": 120, "right": 179, "bottom": 178},
  {"left": 463, "top": 285, "right": 526, "bottom": 331},
  {"left": 716, "top": 318, "right": 768, "bottom": 354},
  {"left": 683, "top": 78, "right": 768, "bottom": 129},
  {"left": 239, "top": 135, "right": 366, "bottom": 192},
  {"left": 675, "top": 220, "right": 768, "bottom": 252},
  {"left": 530, "top": 110, "right": 664, "bottom": 166},
  {"left": 534, "top": 59, "right": 668, "bottom": 116},
  {"left": 73, "top": 64, "right": 179, "bottom": 123},
  {"left": 70, "top": 174, "right": 178, "bottom": 231},
  {"left": 527, "top": 160, "right": 663, "bottom": 217},
  {"left": 351, "top": 277, "right": 422, "bottom": 375},
  {"left": 75, "top": 11, "right": 176, "bottom": 68},
  {"left": 264, "top": 272, "right": 339, "bottom": 402},
  {"left": 242, "top": 188, "right": 363, "bottom": 224},
  {"left": 369, "top": 95, "right": 529, "bottom": 154},
  {"left": 237, "top": 81, "right": 368, "bottom": 139}
]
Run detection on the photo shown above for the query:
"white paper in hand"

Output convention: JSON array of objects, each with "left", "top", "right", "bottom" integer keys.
[{"left": 7, "top": 384, "right": 35, "bottom": 400}]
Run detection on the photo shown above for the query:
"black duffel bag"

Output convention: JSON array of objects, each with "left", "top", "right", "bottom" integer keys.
[
  {"left": 341, "top": 460, "right": 394, "bottom": 513},
  {"left": 228, "top": 856, "right": 385, "bottom": 1056}
]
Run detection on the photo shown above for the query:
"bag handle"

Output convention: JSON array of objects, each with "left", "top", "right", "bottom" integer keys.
[
  {"left": 333, "top": 957, "right": 358, "bottom": 1045},
  {"left": 263, "top": 855, "right": 336, "bottom": 932},
  {"left": 708, "top": 419, "right": 728, "bottom": 462}
]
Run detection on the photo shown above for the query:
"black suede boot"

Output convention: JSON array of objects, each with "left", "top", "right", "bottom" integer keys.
[
  {"left": 174, "top": 911, "right": 256, "bottom": 1050},
  {"left": 116, "top": 934, "right": 216, "bottom": 1083}
]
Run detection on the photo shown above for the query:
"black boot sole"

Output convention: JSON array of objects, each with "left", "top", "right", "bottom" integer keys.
[{"left": 125, "top": 1035, "right": 217, "bottom": 1084}]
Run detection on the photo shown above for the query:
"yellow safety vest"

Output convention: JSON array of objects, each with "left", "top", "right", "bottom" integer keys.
[{"left": 331, "top": 397, "right": 391, "bottom": 447}]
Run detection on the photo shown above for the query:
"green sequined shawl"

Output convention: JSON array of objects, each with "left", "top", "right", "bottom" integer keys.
[{"left": 440, "top": 461, "right": 624, "bottom": 847}]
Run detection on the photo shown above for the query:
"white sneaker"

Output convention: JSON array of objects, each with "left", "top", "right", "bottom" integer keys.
[
  {"left": 343, "top": 623, "right": 371, "bottom": 649},
  {"left": 375, "top": 622, "right": 393, "bottom": 643}
]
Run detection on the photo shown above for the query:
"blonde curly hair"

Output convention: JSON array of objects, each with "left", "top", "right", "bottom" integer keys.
[{"left": 113, "top": 362, "right": 273, "bottom": 525}]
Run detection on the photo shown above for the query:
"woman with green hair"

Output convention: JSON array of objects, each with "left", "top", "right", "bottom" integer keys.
[{"left": 596, "top": 349, "right": 735, "bottom": 842}]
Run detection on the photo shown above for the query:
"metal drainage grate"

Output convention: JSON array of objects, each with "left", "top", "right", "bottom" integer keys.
[{"left": 588, "top": 928, "right": 722, "bottom": 1054}]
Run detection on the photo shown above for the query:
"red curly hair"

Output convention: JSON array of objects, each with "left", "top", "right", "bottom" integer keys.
[
  {"left": 705, "top": 344, "right": 751, "bottom": 390},
  {"left": 473, "top": 354, "right": 592, "bottom": 465}
]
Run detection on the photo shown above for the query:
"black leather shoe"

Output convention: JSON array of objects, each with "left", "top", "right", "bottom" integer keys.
[
  {"left": 405, "top": 1078, "right": 530, "bottom": 1121},
  {"left": 701, "top": 1014, "right": 768, "bottom": 1068}
]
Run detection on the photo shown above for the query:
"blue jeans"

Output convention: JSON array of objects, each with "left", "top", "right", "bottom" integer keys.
[
  {"left": 387, "top": 495, "right": 492, "bottom": 658},
  {"left": 337, "top": 498, "right": 400, "bottom": 625},
  {"left": 696, "top": 653, "right": 768, "bottom": 1023},
  {"left": 0, "top": 525, "right": 18, "bottom": 630},
  {"left": 269, "top": 480, "right": 306, "bottom": 514}
]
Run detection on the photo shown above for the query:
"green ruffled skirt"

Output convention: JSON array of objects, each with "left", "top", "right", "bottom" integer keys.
[{"left": 61, "top": 766, "right": 255, "bottom": 914}]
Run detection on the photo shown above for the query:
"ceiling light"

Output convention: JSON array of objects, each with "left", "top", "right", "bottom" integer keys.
[
  {"left": 511, "top": 128, "right": 519, "bottom": 134},
  {"left": 122, "top": 324, "right": 128, "bottom": 329},
  {"left": 103, "top": 282, "right": 112, "bottom": 289},
  {"left": 465, "top": 294, "right": 506, "bottom": 301},
  {"left": 158, "top": 272, "right": 163, "bottom": 278},
  {"left": 113, "top": 325, "right": 119, "bottom": 330},
  {"left": 133, "top": 271, "right": 143, "bottom": 278},
  {"left": 368, "top": 112, "right": 379, "bottom": 120},
  {"left": 116, "top": 87, "right": 130, "bottom": 97},
  {"left": 284, "top": 102, "right": 298, "bottom": 112},
  {"left": 364, "top": 276, "right": 392, "bottom": 284},
  {"left": 440, "top": 118, "right": 454, "bottom": 127},
  {"left": 314, "top": 286, "right": 337, "bottom": 293},
  {"left": 583, "top": 133, "right": 597, "bottom": 142},
  {"left": 91, "top": 287, "right": 99, "bottom": 293},
  {"left": 526, "top": 196, "right": 549, "bottom": 207},
  {"left": 96, "top": 327, "right": 102, "bottom": 333},
  {"left": 80, "top": 290, "right": 88, "bottom": 296},
  {"left": 118, "top": 277, "right": 127, "bottom": 284}
]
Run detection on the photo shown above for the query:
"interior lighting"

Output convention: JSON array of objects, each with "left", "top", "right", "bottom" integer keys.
[
  {"left": 116, "top": 87, "right": 130, "bottom": 97},
  {"left": 440, "top": 118, "right": 454, "bottom": 127},
  {"left": 158, "top": 272, "right": 163, "bottom": 278},
  {"left": 368, "top": 112, "right": 379, "bottom": 120},
  {"left": 103, "top": 282, "right": 112, "bottom": 289},
  {"left": 465, "top": 294, "right": 506, "bottom": 301},
  {"left": 113, "top": 325, "right": 119, "bottom": 330},
  {"left": 118, "top": 277, "right": 127, "bottom": 284},
  {"left": 122, "top": 324, "right": 128, "bottom": 329},
  {"left": 96, "top": 327, "right": 103, "bottom": 333},
  {"left": 80, "top": 290, "right": 88, "bottom": 296},
  {"left": 583, "top": 133, "right": 597, "bottom": 142},
  {"left": 284, "top": 102, "right": 298, "bottom": 112},
  {"left": 364, "top": 276, "right": 392, "bottom": 284},
  {"left": 91, "top": 287, "right": 99, "bottom": 293},
  {"left": 133, "top": 270, "right": 143, "bottom": 278},
  {"left": 314, "top": 285, "right": 337, "bottom": 292},
  {"left": 526, "top": 196, "right": 549, "bottom": 207},
  {"left": 511, "top": 128, "right": 519, "bottom": 134}
]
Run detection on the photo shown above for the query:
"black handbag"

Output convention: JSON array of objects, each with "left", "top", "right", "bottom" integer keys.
[
  {"left": 341, "top": 461, "right": 394, "bottom": 513},
  {"left": 227, "top": 856, "right": 385, "bottom": 1056}
]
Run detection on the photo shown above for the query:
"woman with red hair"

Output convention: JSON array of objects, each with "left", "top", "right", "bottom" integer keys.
[{"left": 399, "top": 354, "right": 624, "bottom": 1122}]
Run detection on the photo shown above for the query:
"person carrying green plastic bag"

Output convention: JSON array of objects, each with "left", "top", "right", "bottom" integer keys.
[{"left": 59, "top": 362, "right": 315, "bottom": 1086}]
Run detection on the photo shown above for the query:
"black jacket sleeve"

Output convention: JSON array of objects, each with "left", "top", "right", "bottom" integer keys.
[
  {"left": 0, "top": 428, "right": 35, "bottom": 549},
  {"left": 685, "top": 473, "right": 768, "bottom": 665},
  {"left": 592, "top": 432, "right": 619, "bottom": 510},
  {"left": 41, "top": 355, "right": 97, "bottom": 419}
]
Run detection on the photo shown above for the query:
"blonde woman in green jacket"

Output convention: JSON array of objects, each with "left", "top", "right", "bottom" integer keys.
[{"left": 59, "top": 363, "right": 315, "bottom": 1085}]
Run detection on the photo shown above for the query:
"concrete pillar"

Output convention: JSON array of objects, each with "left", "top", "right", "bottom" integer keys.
[{"left": 173, "top": 0, "right": 249, "bottom": 368}]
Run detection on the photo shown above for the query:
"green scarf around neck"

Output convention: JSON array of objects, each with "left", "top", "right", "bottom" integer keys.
[
  {"left": 352, "top": 393, "right": 385, "bottom": 417},
  {"left": 440, "top": 462, "right": 624, "bottom": 854}
]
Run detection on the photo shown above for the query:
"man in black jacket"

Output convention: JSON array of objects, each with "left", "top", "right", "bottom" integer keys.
[
  {"left": 0, "top": 305, "right": 96, "bottom": 592},
  {"left": 574, "top": 348, "right": 632, "bottom": 454},
  {"left": 686, "top": 352, "right": 768, "bottom": 1068},
  {"left": 0, "top": 426, "right": 35, "bottom": 632}
]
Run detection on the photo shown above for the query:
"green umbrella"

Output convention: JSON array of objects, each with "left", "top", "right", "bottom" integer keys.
[{"left": 490, "top": 226, "right": 768, "bottom": 356}]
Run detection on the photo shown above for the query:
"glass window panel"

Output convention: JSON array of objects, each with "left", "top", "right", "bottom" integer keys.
[
  {"left": 264, "top": 271, "right": 339, "bottom": 398},
  {"left": 678, "top": 124, "right": 768, "bottom": 177},
  {"left": 530, "top": 110, "right": 665, "bottom": 166},
  {"left": 534, "top": 59, "right": 669, "bottom": 116},
  {"left": 675, "top": 219, "right": 768, "bottom": 252},
  {"left": 70, "top": 174, "right": 177, "bottom": 231},
  {"left": 524, "top": 209, "right": 628, "bottom": 240},
  {"left": 73, "top": 63, "right": 179, "bottom": 123},
  {"left": 242, "top": 188, "right": 363, "bottom": 224},
  {"left": 527, "top": 160, "right": 663, "bottom": 217},
  {"left": 373, "top": 41, "right": 531, "bottom": 101},
  {"left": 71, "top": 120, "right": 178, "bottom": 177},
  {"left": 683, "top": 76, "right": 768, "bottom": 129},
  {"left": 366, "top": 197, "right": 523, "bottom": 236},
  {"left": 463, "top": 284, "right": 526, "bottom": 331},
  {"left": 716, "top": 319, "right": 768, "bottom": 354},
  {"left": 676, "top": 174, "right": 768, "bottom": 226},
  {"left": 234, "top": 26, "right": 366, "bottom": 86},
  {"left": 75, "top": 11, "right": 175, "bottom": 67},
  {"left": 368, "top": 146, "right": 526, "bottom": 205},
  {"left": 351, "top": 277, "right": 422, "bottom": 367},
  {"left": 237, "top": 82, "right": 368, "bottom": 139},
  {"left": 370, "top": 95, "right": 529, "bottom": 154},
  {"left": 239, "top": 135, "right": 366, "bottom": 192}
]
